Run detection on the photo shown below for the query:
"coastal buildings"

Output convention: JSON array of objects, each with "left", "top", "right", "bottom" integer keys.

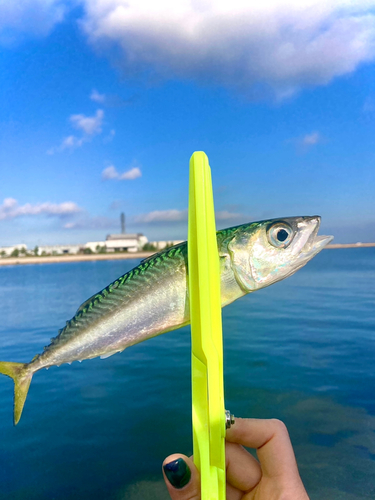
[
  {"left": 147, "top": 240, "right": 183, "bottom": 250},
  {"left": 38, "top": 244, "right": 83, "bottom": 255},
  {"left": 0, "top": 244, "right": 27, "bottom": 256},
  {"left": 106, "top": 233, "right": 148, "bottom": 252},
  {"left": 85, "top": 233, "right": 148, "bottom": 253},
  {"left": 0, "top": 213, "right": 183, "bottom": 257},
  {"left": 84, "top": 213, "right": 149, "bottom": 252}
]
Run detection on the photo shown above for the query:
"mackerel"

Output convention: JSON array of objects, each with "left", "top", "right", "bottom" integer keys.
[{"left": 0, "top": 216, "right": 332, "bottom": 424}]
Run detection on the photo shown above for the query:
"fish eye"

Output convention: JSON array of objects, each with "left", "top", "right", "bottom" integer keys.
[{"left": 267, "top": 222, "right": 294, "bottom": 248}]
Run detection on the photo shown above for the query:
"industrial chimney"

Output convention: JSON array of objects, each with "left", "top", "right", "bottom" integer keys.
[{"left": 121, "top": 212, "right": 125, "bottom": 234}]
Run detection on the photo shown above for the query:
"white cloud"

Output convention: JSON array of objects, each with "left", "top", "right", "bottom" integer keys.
[
  {"left": 48, "top": 109, "right": 105, "bottom": 154},
  {"left": 70, "top": 109, "right": 104, "bottom": 135},
  {"left": 134, "top": 208, "right": 242, "bottom": 224},
  {"left": 135, "top": 209, "right": 187, "bottom": 224},
  {"left": 120, "top": 167, "right": 141, "bottom": 180},
  {"left": 81, "top": 0, "right": 375, "bottom": 96},
  {"left": 287, "top": 130, "right": 323, "bottom": 149},
  {"left": 5, "top": 1, "right": 375, "bottom": 96},
  {"left": 47, "top": 135, "right": 85, "bottom": 154},
  {"left": 102, "top": 164, "right": 142, "bottom": 180},
  {"left": 102, "top": 165, "right": 118, "bottom": 180},
  {"left": 63, "top": 216, "right": 117, "bottom": 230},
  {"left": 61, "top": 135, "right": 84, "bottom": 148},
  {"left": 90, "top": 89, "right": 106, "bottom": 103},
  {"left": 0, "top": 198, "right": 81, "bottom": 220},
  {"left": 0, "top": 0, "right": 66, "bottom": 45},
  {"left": 302, "top": 131, "right": 321, "bottom": 146},
  {"left": 215, "top": 210, "right": 242, "bottom": 220}
]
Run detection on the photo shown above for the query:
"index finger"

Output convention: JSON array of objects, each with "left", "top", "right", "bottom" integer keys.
[{"left": 226, "top": 418, "right": 300, "bottom": 481}]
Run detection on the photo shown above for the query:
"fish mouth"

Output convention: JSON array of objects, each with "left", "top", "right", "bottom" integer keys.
[
  {"left": 301, "top": 216, "right": 333, "bottom": 259},
  {"left": 311, "top": 234, "right": 334, "bottom": 251}
]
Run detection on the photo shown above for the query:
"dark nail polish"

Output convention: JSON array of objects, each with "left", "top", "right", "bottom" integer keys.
[{"left": 163, "top": 458, "right": 191, "bottom": 489}]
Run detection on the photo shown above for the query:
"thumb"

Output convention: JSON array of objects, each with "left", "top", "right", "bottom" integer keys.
[{"left": 162, "top": 454, "right": 200, "bottom": 500}]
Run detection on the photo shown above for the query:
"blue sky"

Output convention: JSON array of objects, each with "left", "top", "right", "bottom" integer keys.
[{"left": 1, "top": 0, "right": 375, "bottom": 246}]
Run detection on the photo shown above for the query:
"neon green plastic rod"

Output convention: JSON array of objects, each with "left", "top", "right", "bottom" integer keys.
[{"left": 188, "top": 152, "right": 226, "bottom": 500}]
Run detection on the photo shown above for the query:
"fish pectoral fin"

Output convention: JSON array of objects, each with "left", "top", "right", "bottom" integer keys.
[
  {"left": 100, "top": 350, "right": 122, "bottom": 360},
  {"left": 0, "top": 361, "right": 33, "bottom": 425}
]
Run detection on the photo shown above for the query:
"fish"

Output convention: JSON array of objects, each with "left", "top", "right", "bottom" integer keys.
[{"left": 0, "top": 216, "right": 332, "bottom": 424}]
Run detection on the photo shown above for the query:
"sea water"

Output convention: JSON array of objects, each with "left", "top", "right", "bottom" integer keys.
[{"left": 0, "top": 249, "right": 374, "bottom": 499}]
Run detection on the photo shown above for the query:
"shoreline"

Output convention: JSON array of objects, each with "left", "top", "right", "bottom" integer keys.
[
  {"left": 0, "top": 243, "right": 374, "bottom": 267},
  {"left": 0, "top": 252, "right": 154, "bottom": 266}
]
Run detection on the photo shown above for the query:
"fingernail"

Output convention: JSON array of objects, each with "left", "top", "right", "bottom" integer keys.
[{"left": 163, "top": 458, "right": 191, "bottom": 489}]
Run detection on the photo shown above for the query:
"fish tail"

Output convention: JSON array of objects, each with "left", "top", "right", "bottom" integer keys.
[{"left": 0, "top": 361, "right": 33, "bottom": 425}]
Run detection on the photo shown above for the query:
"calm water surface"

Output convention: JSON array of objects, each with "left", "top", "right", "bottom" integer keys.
[{"left": 0, "top": 249, "right": 374, "bottom": 499}]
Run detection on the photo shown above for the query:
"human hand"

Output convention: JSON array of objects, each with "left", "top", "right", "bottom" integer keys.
[{"left": 162, "top": 417, "right": 310, "bottom": 499}]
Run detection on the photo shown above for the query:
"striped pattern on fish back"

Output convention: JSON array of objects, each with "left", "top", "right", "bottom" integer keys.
[{"left": 45, "top": 242, "right": 188, "bottom": 350}]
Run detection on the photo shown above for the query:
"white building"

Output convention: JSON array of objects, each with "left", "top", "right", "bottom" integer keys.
[
  {"left": 84, "top": 241, "right": 107, "bottom": 253},
  {"left": 148, "top": 240, "right": 184, "bottom": 250},
  {"left": 105, "top": 233, "right": 148, "bottom": 252},
  {"left": 84, "top": 234, "right": 148, "bottom": 253},
  {"left": 38, "top": 244, "right": 83, "bottom": 255},
  {"left": 0, "top": 244, "right": 27, "bottom": 256}
]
